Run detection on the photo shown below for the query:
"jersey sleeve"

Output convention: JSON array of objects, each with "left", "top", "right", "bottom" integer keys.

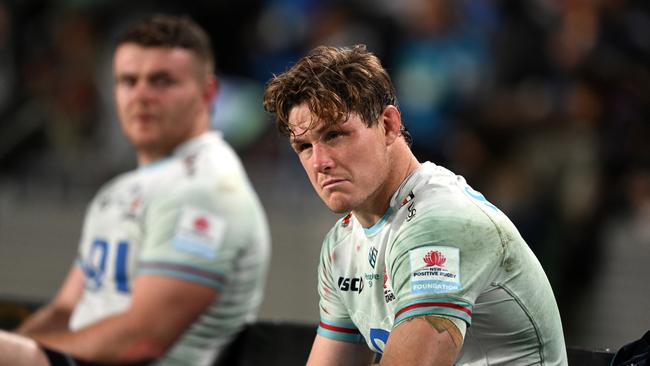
[
  {"left": 316, "top": 229, "right": 365, "bottom": 344},
  {"left": 386, "top": 209, "right": 505, "bottom": 328},
  {"left": 137, "top": 181, "right": 243, "bottom": 291}
]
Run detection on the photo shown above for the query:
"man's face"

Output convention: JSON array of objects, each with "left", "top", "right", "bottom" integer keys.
[
  {"left": 113, "top": 44, "right": 211, "bottom": 158},
  {"left": 288, "top": 103, "right": 391, "bottom": 214}
]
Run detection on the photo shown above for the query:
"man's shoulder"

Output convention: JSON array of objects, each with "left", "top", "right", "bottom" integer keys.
[
  {"left": 158, "top": 139, "right": 240, "bottom": 189},
  {"left": 322, "top": 213, "right": 356, "bottom": 249},
  {"left": 407, "top": 165, "right": 507, "bottom": 227},
  {"left": 185, "top": 131, "right": 243, "bottom": 172},
  {"left": 90, "top": 168, "right": 140, "bottom": 201},
  {"left": 388, "top": 173, "right": 510, "bottom": 253},
  {"left": 144, "top": 147, "right": 258, "bottom": 214}
]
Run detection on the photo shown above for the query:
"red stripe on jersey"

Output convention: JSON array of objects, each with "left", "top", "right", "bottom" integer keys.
[
  {"left": 396, "top": 302, "right": 472, "bottom": 318},
  {"left": 319, "top": 322, "right": 360, "bottom": 334}
]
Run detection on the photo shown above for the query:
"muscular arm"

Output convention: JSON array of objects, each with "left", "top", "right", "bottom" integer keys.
[
  {"left": 17, "top": 267, "right": 84, "bottom": 336},
  {"left": 307, "top": 335, "right": 376, "bottom": 366},
  {"left": 380, "top": 316, "right": 463, "bottom": 366},
  {"left": 29, "top": 274, "right": 217, "bottom": 364}
]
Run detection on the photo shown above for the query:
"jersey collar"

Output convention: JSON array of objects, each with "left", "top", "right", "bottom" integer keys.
[
  {"left": 173, "top": 131, "right": 222, "bottom": 158},
  {"left": 362, "top": 162, "right": 434, "bottom": 236},
  {"left": 389, "top": 161, "right": 434, "bottom": 210}
]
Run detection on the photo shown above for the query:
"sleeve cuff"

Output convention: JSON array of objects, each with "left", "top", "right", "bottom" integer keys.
[
  {"left": 317, "top": 319, "right": 364, "bottom": 343},
  {"left": 394, "top": 297, "right": 473, "bottom": 327}
]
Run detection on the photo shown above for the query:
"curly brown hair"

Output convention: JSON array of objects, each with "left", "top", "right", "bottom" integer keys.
[
  {"left": 115, "top": 14, "right": 214, "bottom": 76},
  {"left": 263, "top": 44, "right": 411, "bottom": 145}
]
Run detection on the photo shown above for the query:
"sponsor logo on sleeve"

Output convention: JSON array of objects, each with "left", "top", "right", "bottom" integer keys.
[
  {"left": 173, "top": 206, "right": 225, "bottom": 259},
  {"left": 409, "top": 246, "right": 460, "bottom": 293}
]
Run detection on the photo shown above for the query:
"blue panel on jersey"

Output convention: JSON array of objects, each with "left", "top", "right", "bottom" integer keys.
[
  {"left": 173, "top": 237, "right": 218, "bottom": 259},
  {"left": 369, "top": 328, "right": 390, "bottom": 353},
  {"left": 411, "top": 279, "right": 461, "bottom": 293},
  {"left": 463, "top": 185, "right": 499, "bottom": 212}
]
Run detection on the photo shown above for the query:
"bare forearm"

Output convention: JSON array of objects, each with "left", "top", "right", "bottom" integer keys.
[
  {"left": 18, "top": 267, "right": 84, "bottom": 338},
  {"left": 16, "top": 305, "right": 72, "bottom": 337},
  {"left": 21, "top": 275, "right": 216, "bottom": 364},
  {"left": 31, "top": 312, "right": 163, "bottom": 364}
]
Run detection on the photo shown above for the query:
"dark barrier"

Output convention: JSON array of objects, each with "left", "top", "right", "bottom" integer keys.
[
  {"left": 0, "top": 300, "right": 39, "bottom": 330},
  {"left": 566, "top": 347, "right": 615, "bottom": 366},
  {"left": 214, "top": 321, "right": 616, "bottom": 366},
  {"left": 214, "top": 321, "right": 316, "bottom": 366},
  {"left": 0, "top": 300, "right": 616, "bottom": 365}
]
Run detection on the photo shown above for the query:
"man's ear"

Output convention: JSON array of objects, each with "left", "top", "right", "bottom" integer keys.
[
  {"left": 203, "top": 75, "right": 219, "bottom": 105},
  {"left": 381, "top": 105, "right": 402, "bottom": 145}
]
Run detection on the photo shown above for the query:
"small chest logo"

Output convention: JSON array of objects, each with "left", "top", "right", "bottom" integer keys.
[
  {"left": 383, "top": 271, "right": 388, "bottom": 289},
  {"left": 402, "top": 191, "right": 416, "bottom": 222},
  {"left": 183, "top": 154, "right": 197, "bottom": 176},
  {"left": 383, "top": 269, "right": 396, "bottom": 303},
  {"left": 406, "top": 202, "right": 416, "bottom": 222},
  {"left": 120, "top": 184, "right": 144, "bottom": 219},
  {"left": 368, "top": 246, "right": 378, "bottom": 268},
  {"left": 341, "top": 213, "right": 352, "bottom": 228}
]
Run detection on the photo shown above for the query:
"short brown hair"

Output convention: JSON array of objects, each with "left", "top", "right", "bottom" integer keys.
[
  {"left": 116, "top": 14, "right": 214, "bottom": 75},
  {"left": 263, "top": 44, "right": 411, "bottom": 145}
]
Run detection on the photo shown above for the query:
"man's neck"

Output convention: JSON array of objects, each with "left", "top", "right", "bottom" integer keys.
[
  {"left": 137, "top": 124, "right": 209, "bottom": 166},
  {"left": 353, "top": 150, "right": 420, "bottom": 228}
]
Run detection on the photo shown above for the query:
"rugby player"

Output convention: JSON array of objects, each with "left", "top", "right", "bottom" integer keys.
[
  {"left": 1, "top": 14, "right": 270, "bottom": 366},
  {"left": 263, "top": 44, "right": 567, "bottom": 366}
]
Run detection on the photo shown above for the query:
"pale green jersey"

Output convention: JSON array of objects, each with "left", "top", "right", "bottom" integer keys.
[
  {"left": 70, "top": 132, "right": 270, "bottom": 365},
  {"left": 317, "top": 162, "right": 567, "bottom": 365}
]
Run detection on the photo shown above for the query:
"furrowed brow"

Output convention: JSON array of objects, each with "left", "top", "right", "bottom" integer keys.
[
  {"left": 288, "top": 117, "right": 339, "bottom": 146},
  {"left": 290, "top": 135, "right": 308, "bottom": 147}
]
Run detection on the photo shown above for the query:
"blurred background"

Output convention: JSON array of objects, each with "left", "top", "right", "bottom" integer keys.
[{"left": 0, "top": 0, "right": 648, "bottom": 352}]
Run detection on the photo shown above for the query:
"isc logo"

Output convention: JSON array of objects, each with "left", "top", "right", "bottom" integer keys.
[{"left": 338, "top": 276, "right": 364, "bottom": 293}]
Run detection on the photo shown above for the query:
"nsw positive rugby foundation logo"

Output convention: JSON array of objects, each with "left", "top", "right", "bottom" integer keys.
[
  {"left": 173, "top": 206, "right": 225, "bottom": 259},
  {"left": 423, "top": 250, "right": 446, "bottom": 267},
  {"left": 409, "top": 246, "right": 460, "bottom": 294}
]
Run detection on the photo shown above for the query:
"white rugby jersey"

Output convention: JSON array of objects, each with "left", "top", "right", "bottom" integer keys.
[
  {"left": 70, "top": 131, "right": 270, "bottom": 365},
  {"left": 317, "top": 162, "right": 567, "bottom": 365}
]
